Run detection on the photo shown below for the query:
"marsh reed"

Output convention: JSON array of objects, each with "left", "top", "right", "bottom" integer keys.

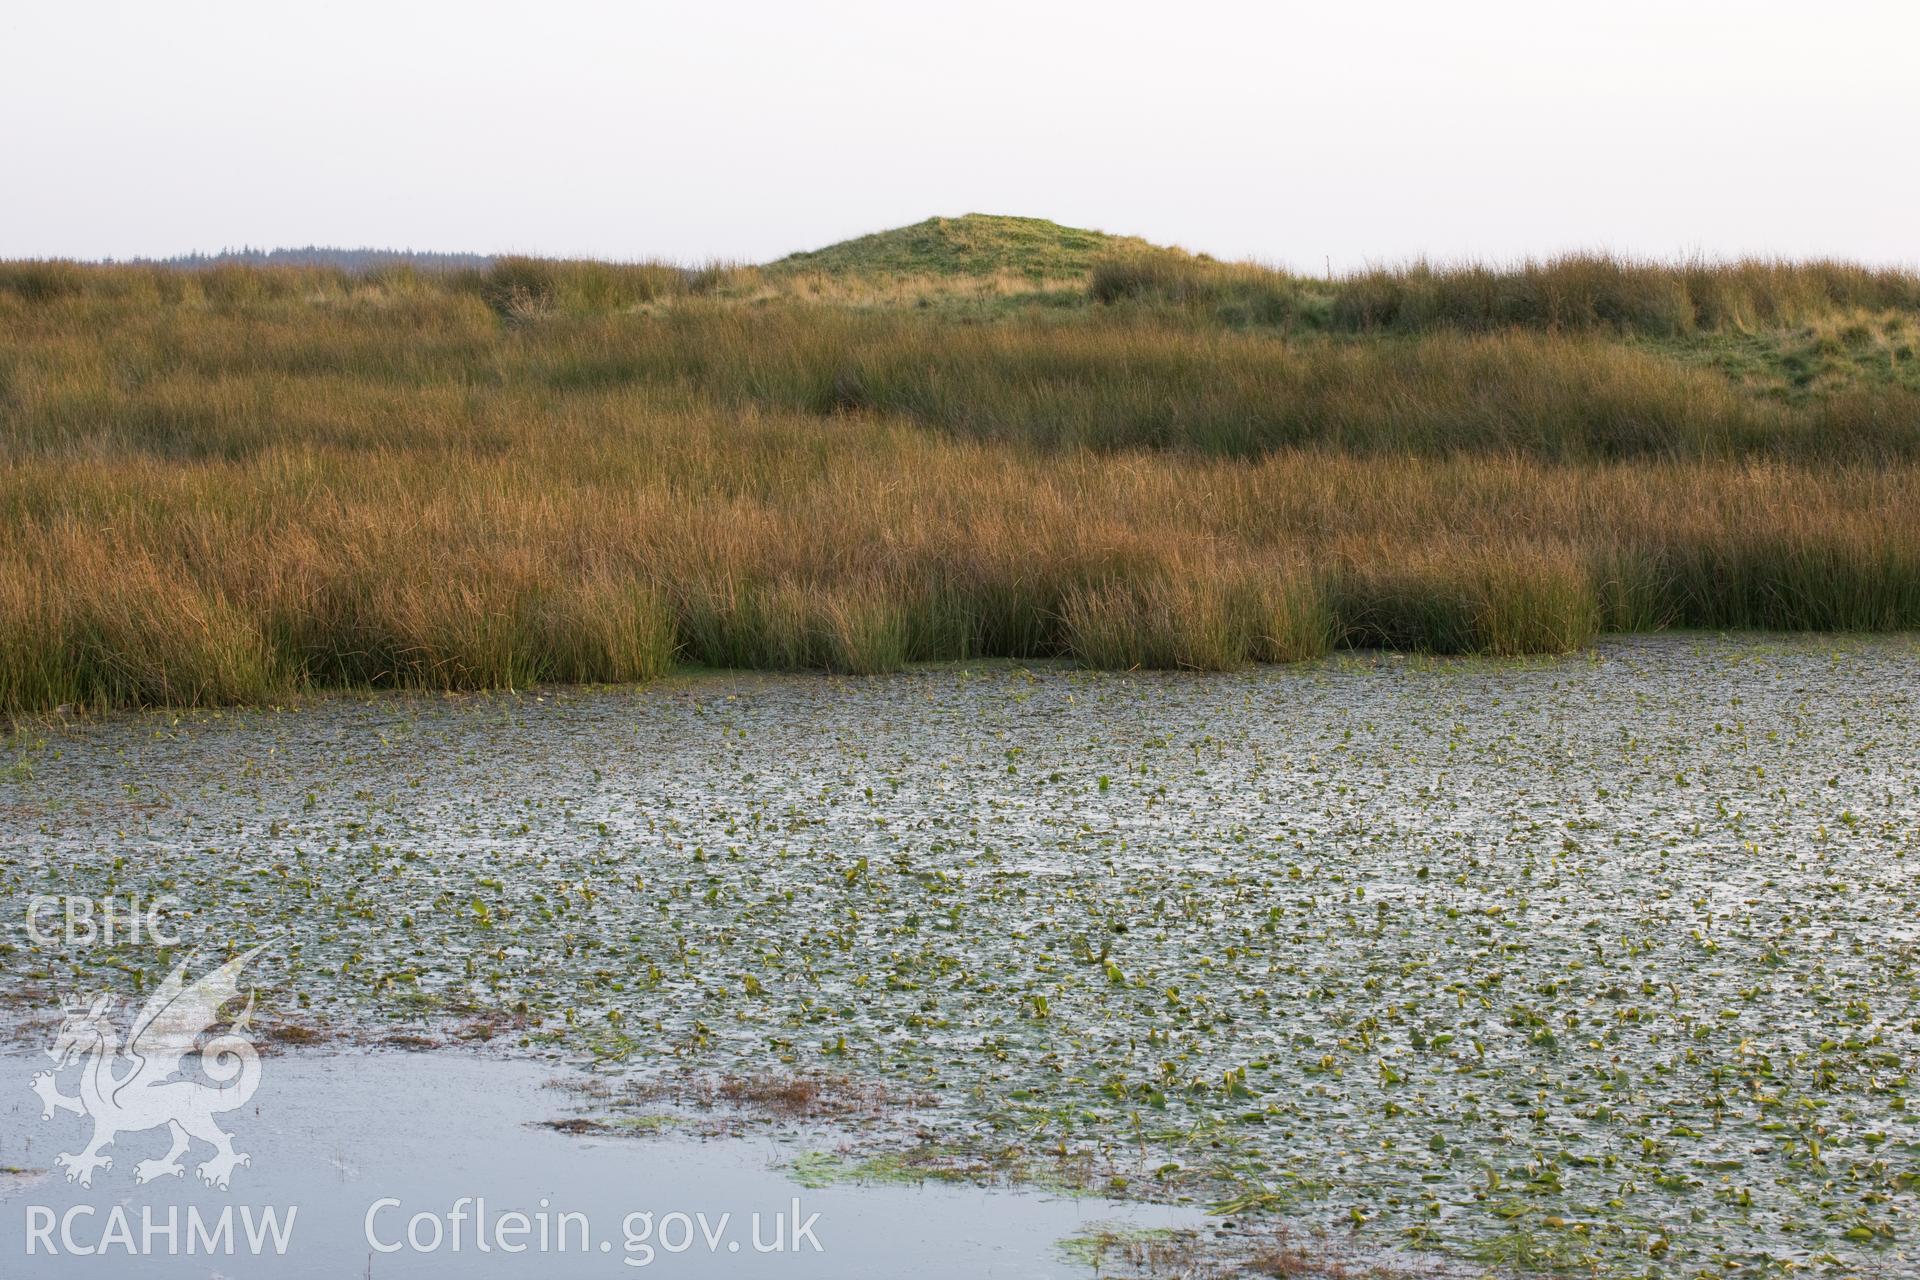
[{"left": 3, "top": 256, "right": 1916, "bottom": 712}]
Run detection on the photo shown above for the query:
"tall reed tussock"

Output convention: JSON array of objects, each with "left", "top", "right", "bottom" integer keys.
[
  {"left": 1062, "top": 563, "right": 1334, "bottom": 670},
  {"left": 3, "top": 259, "right": 1918, "bottom": 712}
]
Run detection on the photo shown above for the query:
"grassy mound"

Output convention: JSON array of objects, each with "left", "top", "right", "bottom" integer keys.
[{"left": 769, "top": 213, "right": 1158, "bottom": 280}]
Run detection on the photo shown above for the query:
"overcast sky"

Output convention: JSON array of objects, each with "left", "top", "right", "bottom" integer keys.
[{"left": 4, "top": 0, "right": 1915, "bottom": 270}]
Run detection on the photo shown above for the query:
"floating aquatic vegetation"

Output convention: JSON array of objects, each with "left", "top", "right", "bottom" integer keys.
[{"left": 3, "top": 635, "right": 1918, "bottom": 1275}]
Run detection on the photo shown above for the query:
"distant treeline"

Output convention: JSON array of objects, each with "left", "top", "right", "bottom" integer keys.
[{"left": 128, "top": 247, "right": 494, "bottom": 273}]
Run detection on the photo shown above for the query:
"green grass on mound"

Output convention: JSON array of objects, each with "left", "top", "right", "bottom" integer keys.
[{"left": 770, "top": 213, "right": 1159, "bottom": 280}]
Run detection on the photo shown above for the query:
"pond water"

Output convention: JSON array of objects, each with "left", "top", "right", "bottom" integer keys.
[
  {"left": 0, "top": 1052, "right": 1200, "bottom": 1277},
  {"left": 3, "top": 635, "right": 1918, "bottom": 1275}
]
